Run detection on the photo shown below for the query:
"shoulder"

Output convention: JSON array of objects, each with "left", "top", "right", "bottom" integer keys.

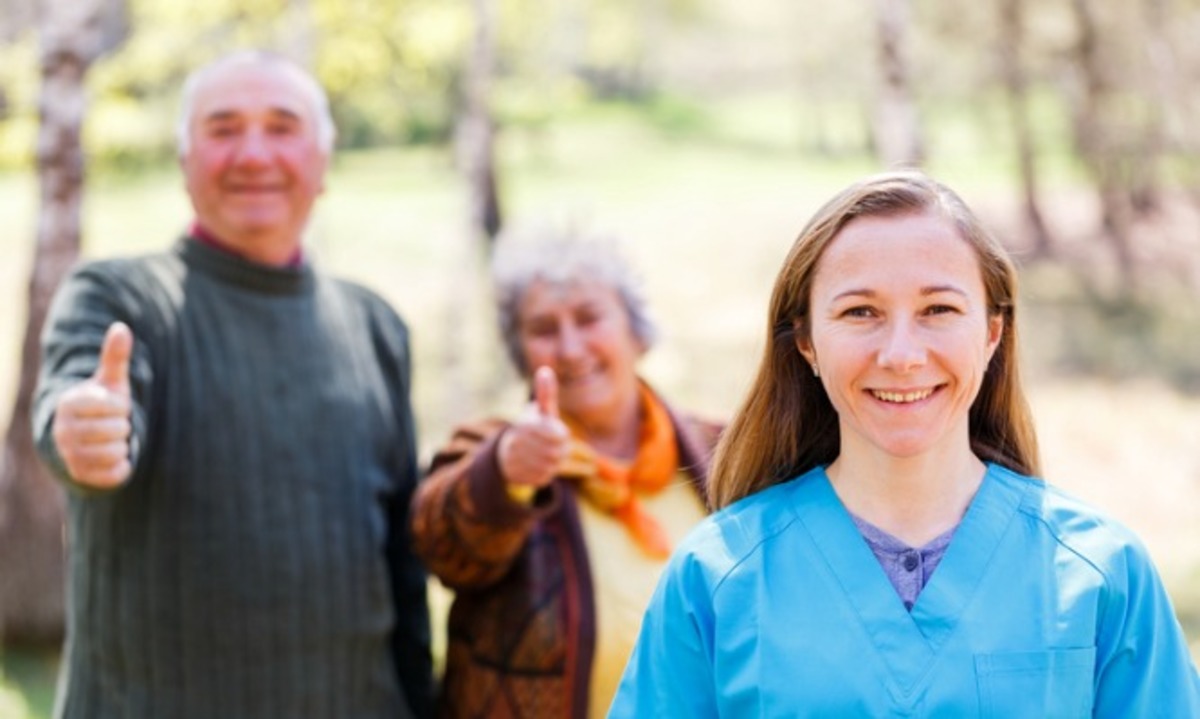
[
  {"left": 993, "top": 464, "right": 1155, "bottom": 581},
  {"left": 64, "top": 250, "right": 178, "bottom": 291},
  {"left": 323, "top": 276, "right": 410, "bottom": 339},
  {"left": 326, "top": 277, "right": 402, "bottom": 316},
  {"left": 665, "top": 472, "right": 809, "bottom": 594},
  {"left": 48, "top": 250, "right": 182, "bottom": 326}
]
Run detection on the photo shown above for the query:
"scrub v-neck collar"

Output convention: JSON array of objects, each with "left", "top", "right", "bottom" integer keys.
[{"left": 790, "top": 463, "right": 1026, "bottom": 695}]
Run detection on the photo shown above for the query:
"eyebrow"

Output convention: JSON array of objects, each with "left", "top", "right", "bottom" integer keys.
[
  {"left": 200, "top": 107, "right": 304, "bottom": 124},
  {"left": 831, "top": 285, "right": 969, "bottom": 301}
]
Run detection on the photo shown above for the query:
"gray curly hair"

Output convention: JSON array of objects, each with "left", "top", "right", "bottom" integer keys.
[{"left": 491, "top": 225, "right": 658, "bottom": 377}]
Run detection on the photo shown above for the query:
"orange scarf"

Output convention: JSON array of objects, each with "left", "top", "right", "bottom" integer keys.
[{"left": 559, "top": 383, "right": 679, "bottom": 559}]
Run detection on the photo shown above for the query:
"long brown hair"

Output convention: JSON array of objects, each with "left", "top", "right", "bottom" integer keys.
[{"left": 708, "top": 170, "right": 1040, "bottom": 510}]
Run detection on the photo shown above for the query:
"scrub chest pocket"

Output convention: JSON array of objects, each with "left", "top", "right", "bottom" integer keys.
[{"left": 975, "top": 648, "right": 1095, "bottom": 718}]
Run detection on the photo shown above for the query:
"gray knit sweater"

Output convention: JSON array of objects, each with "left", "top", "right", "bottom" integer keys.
[{"left": 32, "top": 238, "right": 432, "bottom": 718}]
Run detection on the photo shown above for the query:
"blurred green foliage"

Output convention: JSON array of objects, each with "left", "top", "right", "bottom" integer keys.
[{"left": 0, "top": 0, "right": 714, "bottom": 171}]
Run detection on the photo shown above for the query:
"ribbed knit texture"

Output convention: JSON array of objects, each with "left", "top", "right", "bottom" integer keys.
[{"left": 33, "top": 238, "right": 431, "bottom": 719}]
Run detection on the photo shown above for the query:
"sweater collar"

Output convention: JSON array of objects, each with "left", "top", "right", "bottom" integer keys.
[
  {"left": 188, "top": 221, "right": 305, "bottom": 268},
  {"left": 177, "top": 235, "right": 315, "bottom": 296}
]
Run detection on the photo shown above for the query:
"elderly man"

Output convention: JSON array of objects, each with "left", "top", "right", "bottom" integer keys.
[{"left": 32, "top": 50, "right": 432, "bottom": 718}]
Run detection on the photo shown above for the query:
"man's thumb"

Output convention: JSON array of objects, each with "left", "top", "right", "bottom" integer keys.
[{"left": 94, "top": 322, "right": 133, "bottom": 393}]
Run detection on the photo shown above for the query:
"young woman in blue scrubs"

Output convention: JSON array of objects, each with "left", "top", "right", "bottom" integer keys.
[{"left": 609, "top": 170, "right": 1200, "bottom": 717}]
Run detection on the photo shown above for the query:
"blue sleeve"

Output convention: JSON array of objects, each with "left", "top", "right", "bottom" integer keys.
[
  {"left": 608, "top": 551, "right": 719, "bottom": 718},
  {"left": 1092, "top": 539, "right": 1200, "bottom": 715}
]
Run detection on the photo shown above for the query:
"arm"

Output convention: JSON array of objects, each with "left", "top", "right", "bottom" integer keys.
[
  {"left": 1092, "top": 539, "right": 1200, "bottom": 715},
  {"left": 31, "top": 263, "right": 152, "bottom": 492},
  {"left": 608, "top": 551, "right": 720, "bottom": 718},
  {"left": 411, "top": 367, "right": 568, "bottom": 591},
  {"left": 387, "top": 389, "right": 435, "bottom": 717},
  {"left": 410, "top": 420, "right": 560, "bottom": 590},
  {"left": 364, "top": 298, "right": 434, "bottom": 718}
]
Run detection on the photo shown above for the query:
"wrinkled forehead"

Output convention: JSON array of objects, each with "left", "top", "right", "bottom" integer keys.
[
  {"left": 521, "top": 275, "right": 618, "bottom": 307},
  {"left": 190, "top": 61, "right": 319, "bottom": 128}
]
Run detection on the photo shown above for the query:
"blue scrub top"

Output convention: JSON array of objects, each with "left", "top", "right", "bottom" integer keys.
[{"left": 609, "top": 463, "right": 1200, "bottom": 717}]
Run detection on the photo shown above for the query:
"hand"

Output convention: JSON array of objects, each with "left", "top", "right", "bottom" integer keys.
[
  {"left": 497, "top": 366, "right": 570, "bottom": 490},
  {"left": 51, "top": 322, "right": 135, "bottom": 488}
]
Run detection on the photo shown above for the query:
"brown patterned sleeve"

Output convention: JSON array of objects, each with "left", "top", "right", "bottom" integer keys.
[{"left": 410, "top": 418, "right": 559, "bottom": 590}]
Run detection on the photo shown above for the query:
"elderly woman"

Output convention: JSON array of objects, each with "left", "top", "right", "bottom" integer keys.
[
  {"left": 411, "top": 229, "right": 722, "bottom": 719},
  {"left": 609, "top": 170, "right": 1200, "bottom": 716}
]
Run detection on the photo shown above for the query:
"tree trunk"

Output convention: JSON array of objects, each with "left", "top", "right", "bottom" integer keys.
[
  {"left": 871, "top": 0, "right": 923, "bottom": 168},
  {"left": 997, "top": 0, "right": 1053, "bottom": 258},
  {"left": 631, "top": 0, "right": 664, "bottom": 97},
  {"left": 0, "top": 0, "right": 122, "bottom": 645},
  {"left": 1068, "top": 0, "right": 1137, "bottom": 289},
  {"left": 459, "top": 0, "right": 503, "bottom": 245},
  {"left": 1134, "top": 0, "right": 1180, "bottom": 216},
  {"left": 1144, "top": 0, "right": 1200, "bottom": 214},
  {"left": 442, "top": 0, "right": 504, "bottom": 426}
]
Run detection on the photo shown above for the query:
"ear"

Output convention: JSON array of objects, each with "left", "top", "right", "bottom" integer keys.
[
  {"left": 793, "top": 319, "right": 816, "bottom": 366},
  {"left": 985, "top": 313, "right": 1003, "bottom": 361},
  {"left": 316, "top": 153, "right": 329, "bottom": 195}
]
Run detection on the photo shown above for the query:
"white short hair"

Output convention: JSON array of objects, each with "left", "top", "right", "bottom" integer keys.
[{"left": 175, "top": 50, "right": 336, "bottom": 157}]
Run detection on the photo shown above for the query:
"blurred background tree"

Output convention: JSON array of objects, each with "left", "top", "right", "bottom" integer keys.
[{"left": 0, "top": 0, "right": 127, "bottom": 651}]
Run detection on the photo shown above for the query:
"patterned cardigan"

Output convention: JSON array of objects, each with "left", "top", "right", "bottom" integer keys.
[{"left": 411, "top": 395, "right": 722, "bottom": 718}]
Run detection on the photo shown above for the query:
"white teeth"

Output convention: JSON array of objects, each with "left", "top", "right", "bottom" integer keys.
[{"left": 871, "top": 389, "right": 933, "bottom": 403}]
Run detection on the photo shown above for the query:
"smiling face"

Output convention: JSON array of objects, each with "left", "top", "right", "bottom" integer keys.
[
  {"left": 180, "top": 61, "right": 327, "bottom": 264},
  {"left": 517, "top": 278, "right": 646, "bottom": 434},
  {"left": 797, "top": 210, "right": 1003, "bottom": 463}
]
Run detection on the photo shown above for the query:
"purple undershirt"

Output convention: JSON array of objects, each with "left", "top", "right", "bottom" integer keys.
[{"left": 850, "top": 514, "right": 957, "bottom": 612}]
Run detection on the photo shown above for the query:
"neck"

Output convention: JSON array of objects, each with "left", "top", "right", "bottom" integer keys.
[
  {"left": 191, "top": 221, "right": 304, "bottom": 267},
  {"left": 827, "top": 438, "right": 985, "bottom": 546}
]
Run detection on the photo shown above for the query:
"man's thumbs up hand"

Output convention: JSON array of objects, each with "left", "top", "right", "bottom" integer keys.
[{"left": 51, "top": 322, "right": 135, "bottom": 488}]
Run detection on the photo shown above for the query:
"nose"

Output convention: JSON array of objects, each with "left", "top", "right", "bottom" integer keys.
[
  {"left": 232, "top": 128, "right": 272, "bottom": 167},
  {"left": 557, "top": 323, "right": 585, "bottom": 361},
  {"left": 876, "top": 319, "right": 926, "bottom": 373}
]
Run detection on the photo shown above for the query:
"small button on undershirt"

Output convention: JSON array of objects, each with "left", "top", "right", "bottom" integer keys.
[{"left": 902, "top": 552, "right": 919, "bottom": 572}]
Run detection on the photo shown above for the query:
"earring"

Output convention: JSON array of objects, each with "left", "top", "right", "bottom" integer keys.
[{"left": 811, "top": 364, "right": 820, "bottom": 377}]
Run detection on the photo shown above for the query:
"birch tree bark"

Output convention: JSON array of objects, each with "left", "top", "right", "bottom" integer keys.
[
  {"left": 1068, "top": 0, "right": 1136, "bottom": 288},
  {"left": 0, "top": 0, "right": 125, "bottom": 644},
  {"left": 459, "top": 0, "right": 503, "bottom": 246},
  {"left": 872, "top": 0, "right": 923, "bottom": 168},
  {"left": 443, "top": 0, "right": 504, "bottom": 425},
  {"left": 997, "top": 0, "right": 1052, "bottom": 257}
]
